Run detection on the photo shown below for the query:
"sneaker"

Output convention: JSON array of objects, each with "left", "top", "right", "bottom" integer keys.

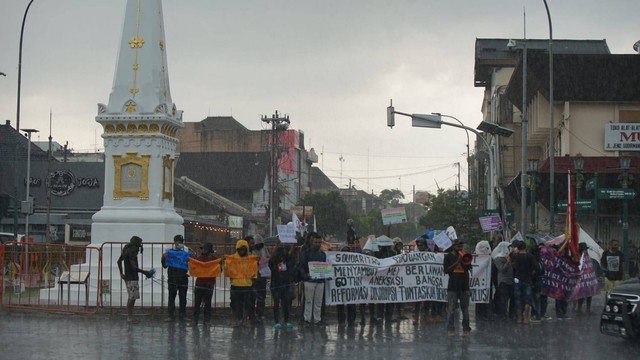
[
  {"left": 530, "top": 318, "right": 541, "bottom": 324},
  {"left": 542, "top": 316, "right": 553, "bottom": 321},
  {"left": 303, "top": 321, "right": 311, "bottom": 328},
  {"left": 462, "top": 330, "right": 470, "bottom": 337},
  {"left": 274, "top": 323, "right": 282, "bottom": 330},
  {"left": 314, "top": 321, "right": 326, "bottom": 326},
  {"left": 164, "top": 317, "right": 175, "bottom": 323},
  {"left": 447, "top": 330, "right": 455, "bottom": 337},
  {"left": 285, "top": 323, "right": 293, "bottom": 329}
]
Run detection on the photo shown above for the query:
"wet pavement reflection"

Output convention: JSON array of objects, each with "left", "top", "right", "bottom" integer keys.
[{"left": 1, "top": 293, "right": 640, "bottom": 360}]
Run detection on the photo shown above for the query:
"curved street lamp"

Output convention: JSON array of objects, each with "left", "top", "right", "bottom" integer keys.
[
  {"left": 16, "top": 0, "right": 36, "bottom": 132},
  {"left": 386, "top": 101, "right": 514, "bottom": 214}
]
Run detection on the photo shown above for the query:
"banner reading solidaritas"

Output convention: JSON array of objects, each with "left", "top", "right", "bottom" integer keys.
[
  {"left": 224, "top": 255, "right": 258, "bottom": 279},
  {"left": 324, "top": 252, "right": 491, "bottom": 305}
]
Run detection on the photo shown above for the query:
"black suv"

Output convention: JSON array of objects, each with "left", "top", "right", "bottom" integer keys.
[{"left": 601, "top": 278, "right": 640, "bottom": 340}]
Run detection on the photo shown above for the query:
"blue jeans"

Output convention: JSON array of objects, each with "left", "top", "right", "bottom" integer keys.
[{"left": 513, "top": 282, "right": 532, "bottom": 312}]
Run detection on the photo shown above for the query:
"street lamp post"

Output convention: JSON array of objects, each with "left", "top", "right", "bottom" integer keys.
[
  {"left": 22, "top": 128, "right": 38, "bottom": 277},
  {"left": 573, "top": 154, "right": 584, "bottom": 222},
  {"left": 619, "top": 156, "right": 633, "bottom": 277},
  {"left": 16, "top": 0, "right": 36, "bottom": 132},
  {"left": 433, "top": 113, "right": 470, "bottom": 192},
  {"left": 386, "top": 101, "right": 514, "bottom": 212},
  {"left": 543, "top": 0, "right": 556, "bottom": 234},
  {"left": 528, "top": 158, "right": 539, "bottom": 233}
]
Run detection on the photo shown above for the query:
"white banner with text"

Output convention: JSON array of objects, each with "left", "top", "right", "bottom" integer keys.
[{"left": 324, "top": 252, "right": 491, "bottom": 305}]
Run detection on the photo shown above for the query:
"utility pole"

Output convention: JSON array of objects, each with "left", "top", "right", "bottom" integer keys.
[
  {"left": 46, "top": 110, "right": 52, "bottom": 242},
  {"left": 261, "top": 111, "right": 290, "bottom": 236},
  {"left": 339, "top": 155, "right": 345, "bottom": 188},
  {"left": 456, "top": 162, "right": 461, "bottom": 192}
]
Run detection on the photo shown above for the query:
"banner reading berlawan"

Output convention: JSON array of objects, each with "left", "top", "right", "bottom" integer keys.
[{"left": 324, "top": 252, "right": 491, "bottom": 305}]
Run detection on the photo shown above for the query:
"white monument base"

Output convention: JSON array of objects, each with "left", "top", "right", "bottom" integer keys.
[{"left": 91, "top": 206, "right": 183, "bottom": 244}]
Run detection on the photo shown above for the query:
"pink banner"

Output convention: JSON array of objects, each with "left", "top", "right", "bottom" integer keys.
[{"left": 540, "top": 246, "right": 599, "bottom": 301}]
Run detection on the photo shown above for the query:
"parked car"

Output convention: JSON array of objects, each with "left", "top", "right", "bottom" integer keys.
[{"left": 600, "top": 278, "right": 640, "bottom": 340}]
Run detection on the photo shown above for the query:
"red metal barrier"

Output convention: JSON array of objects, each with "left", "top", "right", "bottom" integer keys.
[
  {"left": 1, "top": 242, "right": 101, "bottom": 314},
  {"left": 1, "top": 241, "right": 303, "bottom": 315}
]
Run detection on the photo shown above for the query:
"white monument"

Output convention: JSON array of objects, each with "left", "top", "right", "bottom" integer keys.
[
  {"left": 92, "top": 0, "right": 184, "bottom": 243},
  {"left": 40, "top": 0, "right": 185, "bottom": 307}
]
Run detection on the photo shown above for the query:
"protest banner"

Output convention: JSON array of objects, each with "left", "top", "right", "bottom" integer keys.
[
  {"left": 540, "top": 246, "right": 580, "bottom": 301},
  {"left": 276, "top": 224, "right": 297, "bottom": 243},
  {"left": 163, "top": 249, "right": 190, "bottom": 270},
  {"left": 188, "top": 258, "right": 222, "bottom": 278},
  {"left": 223, "top": 255, "right": 258, "bottom": 279},
  {"left": 309, "top": 261, "right": 333, "bottom": 280},
  {"left": 324, "top": 251, "right": 491, "bottom": 305},
  {"left": 571, "top": 252, "right": 600, "bottom": 300},
  {"left": 381, "top": 207, "right": 407, "bottom": 225},
  {"left": 258, "top": 257, "right": 271, "bottom": 277},
  {"left": 433, "top": 231, "right": 452, "bottom": 251}
]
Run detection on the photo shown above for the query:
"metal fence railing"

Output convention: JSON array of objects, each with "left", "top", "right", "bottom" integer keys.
[
  {"left": 1, "top": 241, "right": 309, "bottom": 316},
  {"left": 1, "top": 242, "right": 101, "bottom": 314}
]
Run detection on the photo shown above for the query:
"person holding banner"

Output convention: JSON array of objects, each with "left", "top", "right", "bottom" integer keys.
[
  {"left": 443, "top": 239, "right": 472, "bottom": 336},
  {"left": 336, "top": 245, "right": 358, "bottom": 327},
  {"left": 161, "top": 235, "right": 190, "bottom": 322},
  {"left": 269, "top": 240, "right": 296, "bottom": 329},
  {"left": 299, "top": 232, "right": 327, "bottom": 326},
  {"left": 226, "top": 238, "right": 258, "bottom": 327},
  {"left": 413, "top": 237, "right": 431, "bottom": 325},
  {"left": 492, "top": 241, "right": 514, "bottom": 321},
  {"left": 249, "top": 235, "right": 270, "bottom": 324},
  {"left": 190, "top": 242, "right": 220, "bottom": 324}
]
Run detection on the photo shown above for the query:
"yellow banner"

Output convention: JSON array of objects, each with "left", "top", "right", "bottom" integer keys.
[
  {"left": 224, "top": 255, "right": 258, "bottom": 279},
  {"left": 188, "top": 258, "right": 222, "bottom": 278}
]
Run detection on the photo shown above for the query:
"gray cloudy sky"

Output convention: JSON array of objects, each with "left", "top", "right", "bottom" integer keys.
[{"left": 1, "top": 0, "right": 639, "bottom": 198}]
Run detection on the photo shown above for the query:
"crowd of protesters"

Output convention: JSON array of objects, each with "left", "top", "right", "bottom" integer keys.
[{"left": 118, "top": 228, "right": 636, "bottom": 335}]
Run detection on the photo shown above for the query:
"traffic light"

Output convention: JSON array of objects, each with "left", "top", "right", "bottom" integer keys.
[{"left": 387, "top": 100, "right": 395, "bottom": 128}]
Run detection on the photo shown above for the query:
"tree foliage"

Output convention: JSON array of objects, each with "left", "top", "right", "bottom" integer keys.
[
  {"left": 418, "top": 189, "right": 482, "bottom": 244},
  {"left": 379, "top": 189, "right": 404, "bottom": 207},
  {"left": 300, "top": 191, "right": 349, "bottom": 238},
  {"left": 351, "top": 206, "right": 420, "bottom": 241}
]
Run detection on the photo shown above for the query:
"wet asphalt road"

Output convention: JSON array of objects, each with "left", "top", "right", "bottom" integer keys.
[{"left": 1, "top": 293, "right": 639, "bottom": 360}]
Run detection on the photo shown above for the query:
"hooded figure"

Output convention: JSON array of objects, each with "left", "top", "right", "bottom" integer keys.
[
  {"left": 393, "top": 237, "right": 405, "bottom": 255},
  {"left": 475, "top": 240, "right": 492, "bottom": 256},
  {"left": 228, "top": 239, "right": 256, "bottom": 327},
  {"left": 227, "top": 239, "right": 256, "bottom": 286},
  {"left": 492, "top": 241, "right": 512, "bottom": 260}
]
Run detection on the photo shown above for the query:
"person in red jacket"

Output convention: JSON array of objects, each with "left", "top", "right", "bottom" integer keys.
[{"left": 193, "top": 242, "right": 218, "bottom": 324}]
